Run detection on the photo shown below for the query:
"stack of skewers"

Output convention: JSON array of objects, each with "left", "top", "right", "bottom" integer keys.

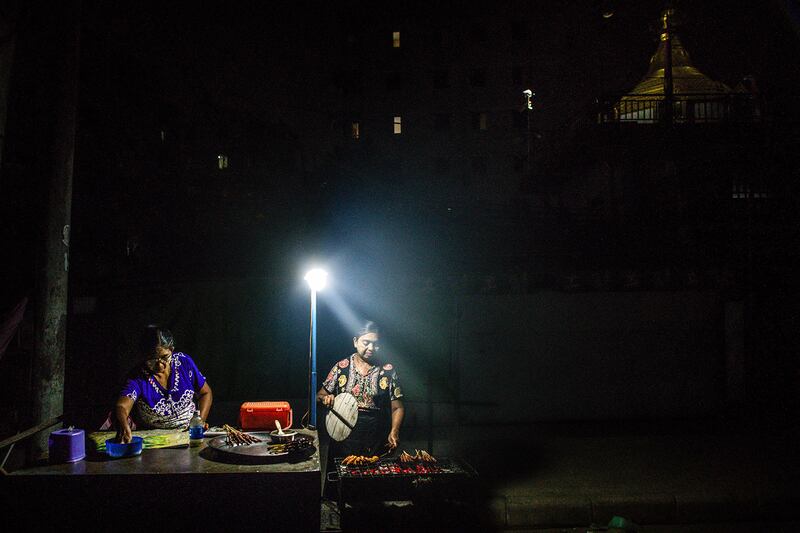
[
  {"left": 267, "top": 439, "right": 311, "bottom": 454},
  {"left": 223, "top": 424, "right": 262, "bottom": 446}
]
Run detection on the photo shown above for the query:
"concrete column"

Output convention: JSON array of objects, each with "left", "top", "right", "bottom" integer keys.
[
  {"left": 0, "top": 10, "right": 17, "bottom": 172},
  {"left": 29, "top": 1, "right": 80, "bottom": 461}
]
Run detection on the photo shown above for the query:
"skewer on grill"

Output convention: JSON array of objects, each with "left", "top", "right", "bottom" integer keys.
[
  {"left": 419, "top": 449, "right": 437, "bottom": 463},
  {"left": 399, "top": 449, "right": 437, "bottom": 463},
  {"left": 342, "top": 454, "right": 379, "bottom": 465}
]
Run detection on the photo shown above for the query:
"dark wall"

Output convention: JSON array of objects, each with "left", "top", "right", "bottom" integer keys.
[
  {"left": 456, "top": 291, "right": 726, "bottom": 423},
  {"left": 66, "top": 280, "right": 739, "bottom": 428},
  {"left": 66, "top": 278, "right": 314, "bottom": 426}
]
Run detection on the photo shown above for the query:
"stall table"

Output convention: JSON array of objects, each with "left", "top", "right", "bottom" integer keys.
[{"left": 3, "top": 429, "right": 321, "bottom": 531}]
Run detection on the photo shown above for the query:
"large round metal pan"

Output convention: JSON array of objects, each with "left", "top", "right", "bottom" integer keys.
[{"left": 206, "top": 432, "right": 314, "bottom": 463}]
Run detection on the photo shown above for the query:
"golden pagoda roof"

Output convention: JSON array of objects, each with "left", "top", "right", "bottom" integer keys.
[
  {"left": 628, "top": 35, "right": 731, "bottom": 95},
  {"left": 609, "top": 10, "right": 760, "bottom": 123},
  {"left": 626, "top": 10, "right": 732, "bottom": 96}
]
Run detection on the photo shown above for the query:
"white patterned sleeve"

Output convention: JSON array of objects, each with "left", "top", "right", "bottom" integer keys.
[{"left": 120, "top": 378, "right": 141, "bottom": 401}]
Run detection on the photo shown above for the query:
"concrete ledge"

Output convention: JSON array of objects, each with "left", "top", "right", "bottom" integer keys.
[
  {"left": 758, "top": 492, "right": 800, "bottom": 521},
  {"left": 592, "top": 493, "right": 676, "bottom": 524},
  {"left": 494, "top": 490, "right": 796, "bottom": 529},
  {"left": 506, "top": 493, "right": 592, "bottom": 528},
  {"left": 489, "top": 496, "right": 508, "bottom": 528},
  {"left": 675, "top": 492, "right": 758, "bottom": 523}
]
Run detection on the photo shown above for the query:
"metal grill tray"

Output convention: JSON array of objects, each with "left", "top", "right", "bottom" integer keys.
[{"left": 335, "top": 458, "right": 474, "bottom": 478}]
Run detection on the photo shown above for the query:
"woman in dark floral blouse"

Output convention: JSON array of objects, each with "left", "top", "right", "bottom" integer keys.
[{"left": 318, "top": 321, "right": 405, "bottom": 459}]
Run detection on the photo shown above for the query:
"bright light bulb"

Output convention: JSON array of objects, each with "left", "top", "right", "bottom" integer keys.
[{"left": 304, "top": 269, "right": 328, "bottom": 292}]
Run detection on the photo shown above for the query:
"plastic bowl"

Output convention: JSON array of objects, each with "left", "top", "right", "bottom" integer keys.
[
  {"left": 269, "top": 429, "right": 297, "bottom": 444},
  {"left": 105, "top": 436, "right": 144, "bottom": 458}
]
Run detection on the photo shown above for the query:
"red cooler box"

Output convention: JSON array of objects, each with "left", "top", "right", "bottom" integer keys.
[{"left": 239, "top": 401, "right": 293, "bottom": 431}]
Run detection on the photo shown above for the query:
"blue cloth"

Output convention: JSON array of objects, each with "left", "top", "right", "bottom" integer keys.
[{"left": 120, "top": 352, "right": 206, "bottom": 429}]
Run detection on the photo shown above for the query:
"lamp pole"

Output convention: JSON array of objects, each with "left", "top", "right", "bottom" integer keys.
[
  {"left": 309, "top": 287, "right": 318, "bottom": 429},
  {"left": 523, "top": 89, "right": 534, "bottom": 180},
  {"left": 304, "top": 268, "right": 327, "bottom": 430}
]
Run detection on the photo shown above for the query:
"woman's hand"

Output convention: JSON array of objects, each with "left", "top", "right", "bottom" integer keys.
[
  {"left": 116, "top": 424, "right": 132, "bottom": 444},
  {"left": 387, "top": 399, "right": 404, "bottom": 451},
  {"left": 197, "top": 382, "right": 213, "bottom": 423},
  {"left": 320, "top": 393, "right": 335, "bottom": 408},
  {"left": 113, "top": 396, "right": 135, "bottom": 444},
  {"left": 387, "top": 429, "right": 399, "bottom": 450}
]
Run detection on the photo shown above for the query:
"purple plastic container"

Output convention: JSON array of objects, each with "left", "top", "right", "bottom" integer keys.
[{"left": 48, "top": 428, "right": 86, "bottom": 463}]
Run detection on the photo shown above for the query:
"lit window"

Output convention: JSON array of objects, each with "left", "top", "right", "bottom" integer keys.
[
  {"left": 393, "top": 31, "right": 401, "bottom": 48},
  {"left": 351, "top": 122, "right": 360, "bottom": 140},
  {"left": 393, "top": 116, "right": 402, "bottom": 134},
  {"left": 217, "top": 154, "right": 229, "bottom": 170},
  {"left": 732, "top": 181, "right": 770, "bottom": 199},
  {"left": 471, "top": 112, "right": 488, "bottom": 130}
]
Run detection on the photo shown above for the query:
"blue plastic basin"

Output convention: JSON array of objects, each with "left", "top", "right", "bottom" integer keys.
[{"left": 105, "top": 436, "right": 144, "bottom": 458}]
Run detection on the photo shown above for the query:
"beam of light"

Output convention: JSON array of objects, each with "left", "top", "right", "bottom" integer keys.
[
  {"left": 323, "top": 286, "right": 422, "bottom": 400},
  {"left": 314, "top": 271, "right": 430, "bottom": 410},
  {"left": 304, "top": 268, "right": 328, "bottom": 292},
  {"left": 321, "top": 287, "right": 363, "bottom": 337}
]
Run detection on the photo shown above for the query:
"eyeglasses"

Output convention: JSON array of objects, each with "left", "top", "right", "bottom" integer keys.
[
  {"left": 145, "top": 350, "right": 172, "bottom": 363},
  {"left": 360, "top": 340, "right": 380, "bottom": 351}
]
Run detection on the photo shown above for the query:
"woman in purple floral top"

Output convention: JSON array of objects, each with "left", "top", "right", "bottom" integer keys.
[{"left": 112, "top": 326, "right": 213, "bottom": 443}]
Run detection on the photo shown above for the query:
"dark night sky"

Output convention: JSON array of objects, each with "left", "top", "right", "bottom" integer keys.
[
  {"left": 76, "top": 1, "right": 800, "bottom": 135},
  {"left": 3, "top": 0, "right": 799, "bottom": 292},
  {"left": 83, "top": 1, "right": 799, "bottom": 105},
  {"left": 79, "top": 1, "right": 798, "bottom": 213},
  {"left": 82, "top": 2, "right": 329, "bottom": 128}
]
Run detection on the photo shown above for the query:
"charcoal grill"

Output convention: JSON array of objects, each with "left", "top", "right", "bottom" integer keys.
[
  {"left": 332, "top": 457, "right": 477, "bottom": 503},
  {"left": 331, "top": 457, "right": 480, "bottom": 530}
]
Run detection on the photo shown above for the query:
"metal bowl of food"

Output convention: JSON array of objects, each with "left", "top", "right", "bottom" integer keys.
[{"left": 269, "top": 429, "right": 297, "bottom": 444}]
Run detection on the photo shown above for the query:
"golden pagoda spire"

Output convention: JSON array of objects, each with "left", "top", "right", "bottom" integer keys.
[{"left": 659, "top": 7, "right": 675, "bottom": 42}]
